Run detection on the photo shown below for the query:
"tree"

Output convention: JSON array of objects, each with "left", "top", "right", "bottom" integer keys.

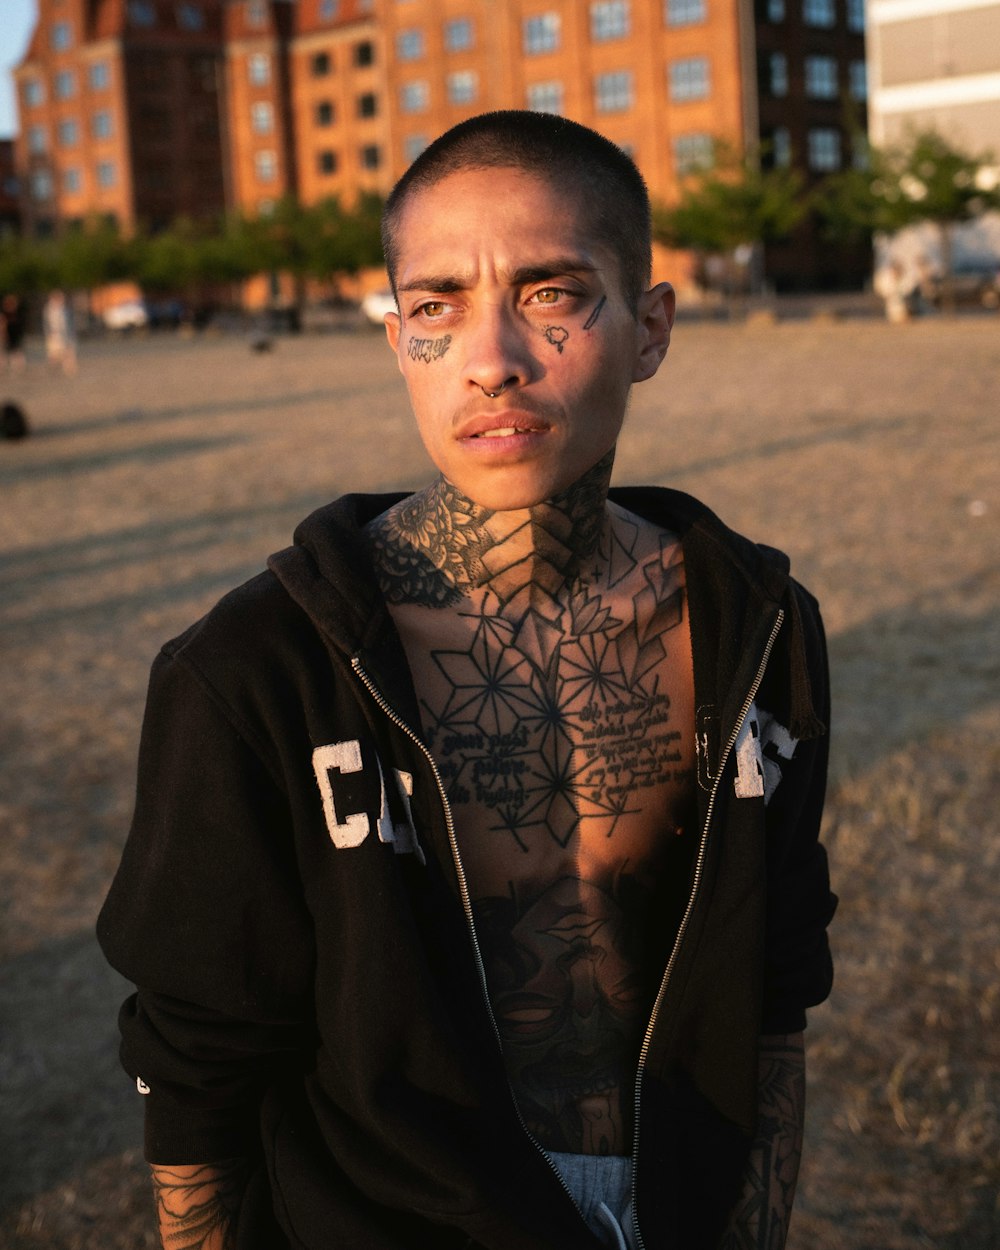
[
  {"left": 817, "top": 128, "right": 1000, "bottom": 310},
  {"left": 653, "top": 145, "right": 808, "bottom": 308}
]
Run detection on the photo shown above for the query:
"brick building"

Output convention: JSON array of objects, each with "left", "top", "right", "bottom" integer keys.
[
  {"left": 14, "top": 0, "right": 227, "bottom": 236},
  {"left": 13, "top": 0, "right": 867, "bottom": 286},
  {"left": 0, "top": 140, "right": 21, "bottom": 236}
]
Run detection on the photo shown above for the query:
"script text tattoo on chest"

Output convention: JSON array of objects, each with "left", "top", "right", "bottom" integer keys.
[
  {"left": 423, "top": 540, "right": 690, "bottom": 848},
  {"left": 407, "top": 334, "right": 452, "bottom": 363}
]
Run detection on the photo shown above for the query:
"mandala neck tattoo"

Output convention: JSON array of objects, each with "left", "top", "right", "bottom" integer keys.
[{"left": 367, "top": 451, "right": 615, "bottom": 611}]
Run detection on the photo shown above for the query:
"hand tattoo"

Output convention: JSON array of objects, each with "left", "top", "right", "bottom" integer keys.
[
  {"left": 150, "top": 1159, "right": 247, "bottom": 1250},
  {"left": 407, "top": 335, "right": 452, "bottom": 363}
]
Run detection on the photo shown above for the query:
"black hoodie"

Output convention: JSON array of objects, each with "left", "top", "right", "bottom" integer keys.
[{"left": 97, "top": 487, "right": 835, "bottom": 1250}]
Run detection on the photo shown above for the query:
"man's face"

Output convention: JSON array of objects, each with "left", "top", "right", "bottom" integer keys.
[{"left": 384, "top": 167, "right": 674, "bottom": 511}]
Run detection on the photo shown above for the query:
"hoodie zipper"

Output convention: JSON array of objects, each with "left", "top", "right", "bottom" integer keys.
[
  {"left": 629, "top": 608, "right": 785, "bottom": 1250},
  {"left": 349, "top": 656, "right": 587, "bottom": 1222}
]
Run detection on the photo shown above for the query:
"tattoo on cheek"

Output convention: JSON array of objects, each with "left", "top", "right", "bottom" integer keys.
[
  {"left": 583, "top": 296, "right": 607, "bottom": 330},
  {"left": 543, "top": 325, "right": 569, "bottom": 353},
  {"left": 407, "top": 335, "right": 452, "bottom": 363}
]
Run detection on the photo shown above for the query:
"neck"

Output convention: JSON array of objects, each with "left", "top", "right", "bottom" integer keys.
[{"left": 368, "top": 451, "right": 615, "bottom": 611}]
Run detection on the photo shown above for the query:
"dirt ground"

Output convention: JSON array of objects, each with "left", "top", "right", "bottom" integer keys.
[{"left": 1, "top": 313, "right": 997, "bottom": 1248}]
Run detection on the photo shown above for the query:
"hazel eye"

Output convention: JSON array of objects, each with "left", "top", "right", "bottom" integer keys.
[
  {"left": 417, "top": 301, "right": 448, "bottom": 318},
  {"left": 532, "top": 288, "right": 562, "bottom": 305}
]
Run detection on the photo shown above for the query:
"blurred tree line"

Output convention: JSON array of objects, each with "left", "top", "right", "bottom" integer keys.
[
  {"left": 0, "top": 193, "right": 384, "bottom": 313},
  {"left": 653, "top": 127, "right": 1000, "bottom": 308}
]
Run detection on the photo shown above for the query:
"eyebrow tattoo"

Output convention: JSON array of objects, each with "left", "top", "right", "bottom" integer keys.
[
  {"left": 407, "top": 335, "right": 452, "bottom": 363},
  {"left": 583, "top": 296, "right": 607, "bottom": 330}
]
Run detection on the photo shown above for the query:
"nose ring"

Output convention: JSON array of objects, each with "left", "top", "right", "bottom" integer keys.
[{"left": 481, "top": 382, "right": 507, "bottom": 399}]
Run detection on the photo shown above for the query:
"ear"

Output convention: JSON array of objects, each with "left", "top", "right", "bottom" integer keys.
[
  {"left": 384, "top": 310, "right": 402, "bottom": 356},
  {"left": 632, "top": 282, "right": 675, "bottom": 383}
]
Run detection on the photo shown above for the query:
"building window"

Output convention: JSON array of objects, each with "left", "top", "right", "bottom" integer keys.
[
  {"left": 360, "top": 144, "right": 381, "bottom": 170},
  {"left": 396, "top": 29, "right": 425, "bottom": 60},
  {"left": 248, "top": 53, "right": 270, "bottom": 85},
  {"left": 771, "top": 126, "right": 792, "bottom": 166},
  {"left": 808, "top": 127, "right": 841, "bottom": 170},
  {"left": 444, "top": 17, "right": 474, "bottom": 51},
  {"left": 311, "top": 51, "right": 331, "bottom": 77},
  {"left": 23, "top": 78, "right": 45, "bottom": 108},
  {"left": 766, "top": 0, "right": 785, "bottom": 17},
  {"left": 805, "top": 55, "right": 838, "bottom": 98},
  {"left": 315, "top": 100, "right": 334, "bottom": 125},
  {"left": 246, "top": 0, "right": 267, "bottom": 25},
  {"left": 255, "top": 150, "right": 277, "bottom": 181},
  {"left": 58, "top": 118, "right": 79, "bottom": 147},
  {"left": 97, "top": 160, "right": 117, "bottom": 188},
  {"left": 404, "top": 133, "right": 428, "bottom": 161},
  {"left": 803, "top": 0, "right": 836, "bottom": 26},
  {"left": 320, "top": 0, "right": 339, "bottom": 16},
  {"left": 674, "top": 132, "right": 714, "bottom": 173},
  {"left": 89, "top": 61, "right": 110, "bottom": 91},
  {"left": 178, "top": 3, "right": 205, "bottom": 30},
  {"left": 523, "top": 13, "right": 560, "bottom": 54},
  {"left": 669, "top": 57, "right": 710, "bottom": 101},
  {"left": 849, "top": 59, "right": 867, "bottom": 99},
  {"left": 400, "top": 81, "right": 429, "bottom": 113},
  {"left": 27, "top": 124, "right": 47, "bottom": 155},
  {"left": 358, "top": 92, "right": 378, "bottom": 118},
  {"left": 129, "top": 0, "right": 156, "bottom": 27},
  {"left": 92, "top": 110, "right": 113, "bottom": 139},
  {"left": 447, "top": 71, "right": 477, "bottom": 105},
  {"left": 846, "top": 0, "right": 864, "bottom": 31},
  {"left": 594, "top": 70, "right": 633, "bottom": 112},
  {"left": 666, "top": 0, "right": 706, "bottom": 25},
  {"left": 31, "top": 170, "right": 53, "bottom": 201},
  {"left": 251, "top": 101, "right": 274, "bottom": 134},
  {"left": 526, "top": 80, "right": 564, "bottom": 114},
  {"left": 354, "top": 40, "right": 374, "bottom": 67},
  {"left": 51, "top": 21, "right": 73, "bottom": 52},
  {"left": 317, "top": 149, "right": 338, "bottom": 174},
  {"left": 769, "top": 52, "right": 788, "bottom": 96},
  {"left": 591, "top": 1, "right": 630, "bottom": 40},
  {"left": 63, "top": 167, "right": 82, "bottom": 193},
  {"left": 54, "top": 70, "right": 76, "bottom": 100},
  {"left": 852, "top": 131, "right": 870, "bottom": 168}
]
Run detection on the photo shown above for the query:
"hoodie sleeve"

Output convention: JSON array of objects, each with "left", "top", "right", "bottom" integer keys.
[
  {"left": 97, "top": 640, "right": 316, "bottom": 1163},
  {"left": 760, "top": 585, "right": 837, "bottom": 1035}
]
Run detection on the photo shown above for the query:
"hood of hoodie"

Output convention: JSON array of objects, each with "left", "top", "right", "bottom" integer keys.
[{"left": 266, "top": 487, "right": 825, "bottom": 746}]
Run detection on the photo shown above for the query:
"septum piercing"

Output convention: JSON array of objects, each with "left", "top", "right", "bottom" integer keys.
[{"left": 480, "top": 382, "right": 507, "bottom": 399}]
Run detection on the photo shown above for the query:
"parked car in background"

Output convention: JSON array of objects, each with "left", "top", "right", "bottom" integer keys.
[
  {"left": 924, "top": 258, "right": 1000, "bottom": 309},
  {"left": 102, "top": 300, "right": 149, "bottom": 331},
  {"left": 360, "top": 289, "right": 397, "bottom": 326}
]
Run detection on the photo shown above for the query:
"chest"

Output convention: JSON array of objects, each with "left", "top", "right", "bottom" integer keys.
[{"left": 389, "top": 563, "right": 697, "bottom": 898}]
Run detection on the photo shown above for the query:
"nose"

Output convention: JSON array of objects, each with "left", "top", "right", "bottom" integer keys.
[{"left": 462, "top": 299, "right": 533, "bottom": 398}]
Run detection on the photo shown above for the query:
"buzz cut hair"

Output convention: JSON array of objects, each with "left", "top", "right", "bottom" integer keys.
[{"left": 381, "top": 110, "right": 653, "bottom": 313}]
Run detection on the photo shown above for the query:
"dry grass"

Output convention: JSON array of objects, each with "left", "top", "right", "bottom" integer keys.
[{"left": 1, "top": 313, "right": 997, "bottom": 1247}]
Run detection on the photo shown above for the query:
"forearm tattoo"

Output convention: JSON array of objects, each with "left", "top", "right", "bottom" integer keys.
[
  {"left": 543, "top": 325, "right": 569, "bottom": 352},
  {"left": 719, "top": 1035, "right": 806, "bottom": 1250},
  {"left": 407, "top": 334, "right": 452, "bottom": 363},
  {"left": 150, "top": 1160, "right": 247, "bottom": 1250}
]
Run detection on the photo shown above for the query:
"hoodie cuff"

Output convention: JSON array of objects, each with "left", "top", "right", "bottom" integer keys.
[{"left": 144, "top": 1092, "right": 259, "bottom": 1165}]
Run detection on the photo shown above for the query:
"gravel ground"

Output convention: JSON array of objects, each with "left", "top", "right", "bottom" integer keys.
[{"left": 1, "top": 313, "right": 997, "bottom": 1247}]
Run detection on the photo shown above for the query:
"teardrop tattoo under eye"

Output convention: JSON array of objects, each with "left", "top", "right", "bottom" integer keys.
[{"left": 583, "top": 296, "right": 607, "bottom": 330}]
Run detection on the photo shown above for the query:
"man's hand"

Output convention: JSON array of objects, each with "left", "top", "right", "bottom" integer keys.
[
  {"left": 150, "top": 1159, "right": 248, "bottom": 1250},
  {"left": 718, "top": 1033, "right": 806, "bottom": 1250}
]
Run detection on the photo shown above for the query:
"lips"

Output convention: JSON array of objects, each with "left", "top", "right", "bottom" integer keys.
[{"left": 457, "top": 411, "right": 551, "bottom": 441}]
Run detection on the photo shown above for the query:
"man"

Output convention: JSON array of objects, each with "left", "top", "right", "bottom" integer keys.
[{"left": 99, "top": 111, "right": 835, "bottom": 1250}]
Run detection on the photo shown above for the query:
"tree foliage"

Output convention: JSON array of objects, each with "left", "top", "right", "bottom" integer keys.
[
  {"left": 0, "top": 195, "right": 386, "bottom": 300},
  {"left": 652, "top": 145, "right": 808, "bottom": 255}
]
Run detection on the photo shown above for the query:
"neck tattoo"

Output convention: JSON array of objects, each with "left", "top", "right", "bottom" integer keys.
[{"left": 367, "top": 451, "right": 615, "bottom": 612}]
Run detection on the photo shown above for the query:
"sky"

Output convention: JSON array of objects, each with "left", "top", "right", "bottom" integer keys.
[{"left": 0, "top": 0, "right": 38, "bottom": 138}]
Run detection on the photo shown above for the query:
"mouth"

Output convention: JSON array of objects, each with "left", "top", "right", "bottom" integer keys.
[{"left": 457, "top": 411, "right": 552, "bottom": 444}]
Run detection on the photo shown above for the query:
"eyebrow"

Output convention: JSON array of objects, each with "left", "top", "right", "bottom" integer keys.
[{"left": 397, "top": 257, "right": 600, "bottom": 295}]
